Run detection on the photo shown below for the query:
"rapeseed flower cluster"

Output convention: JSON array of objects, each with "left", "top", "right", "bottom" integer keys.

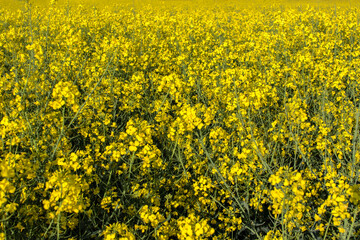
[{"left": 1, "top": 0, "right": 360, "bottom": 239}]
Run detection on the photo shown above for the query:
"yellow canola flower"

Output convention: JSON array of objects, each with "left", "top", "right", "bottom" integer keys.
[
  {"left": 101, "top": 222, "right": 136, "bottom": 240},
  {"left": 264, "top": 230, "right": 283, "bottom": 240},
  {"left": 177, "top": 213, "right": 215, "bottom": 239},
  {"left": 0, "top": 116, "right": 9, "bottom": 126},
  {"left": 0, "top": 162, "right": 15, "bottom": 178},
  {"left": 350, "top": 184, "right": 360, "bottom": 206},
  {"left": 49, "top": 81, "right": 80, "bottom": 110}
]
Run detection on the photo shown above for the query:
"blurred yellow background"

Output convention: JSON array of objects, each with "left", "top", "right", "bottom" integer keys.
[{"left": 0, "top": 0, "right": 357, "bottom": 11}]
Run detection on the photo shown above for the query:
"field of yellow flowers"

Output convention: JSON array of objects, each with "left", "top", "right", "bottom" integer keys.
[{"left": 1, "top": 0, "right": 360, "bottom": 239}]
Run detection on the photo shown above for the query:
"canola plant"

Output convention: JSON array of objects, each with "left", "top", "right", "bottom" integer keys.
[{"left": 0, "top": 0, "right": 360, "bottom": 239}]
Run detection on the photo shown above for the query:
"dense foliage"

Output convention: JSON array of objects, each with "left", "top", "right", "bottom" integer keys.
[{"left": 1, "top": 1, "right": 360, "bottom": 239}]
